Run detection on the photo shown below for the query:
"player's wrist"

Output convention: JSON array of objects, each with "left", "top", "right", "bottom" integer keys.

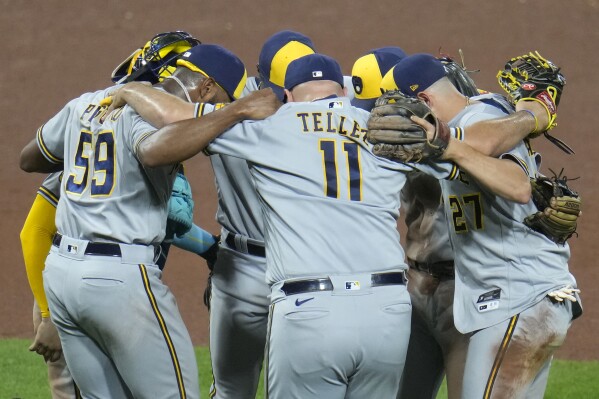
[{"left": 515, "top": 99, "right": 551, "bottom": 133}]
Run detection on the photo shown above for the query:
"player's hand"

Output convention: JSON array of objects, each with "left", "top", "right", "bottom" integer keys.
[
  {"left": 29, "top": 317, "right": 63, "bottom": 362},
  {"left": 410, "top": 115, "right": 435, "bottom": 141},
  {"left": 232, "top": 88, "right": 282, "bottom": 120},
  {"left": 547, "top": 285, "right": 580, "bottom": 303},
  {"left": 100, "top": 82, "right": 153, "bottom": 122}
]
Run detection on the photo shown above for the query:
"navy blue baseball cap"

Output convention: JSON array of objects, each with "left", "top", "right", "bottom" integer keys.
[
  {"left": 351, "top": 46, "right": 407, "bottom": 110},
  {"left": 177, "top": 44, "right": 247, "bottom": 100},
  {"left": 258, "top": 30, "right": 316, "bottom": 100},
  {"left": 382, "top": 53, "right": 447, "bottom": 97},
  {"left": 284, "top": 53, "right": 344, "bottom": 91}
]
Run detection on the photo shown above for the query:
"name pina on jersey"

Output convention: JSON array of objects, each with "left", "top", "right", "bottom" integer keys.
[{"left": 80, "top": 103, "right": 124, "bottom": 127}]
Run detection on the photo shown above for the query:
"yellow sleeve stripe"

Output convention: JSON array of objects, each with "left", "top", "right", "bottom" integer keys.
[
  {"left": 447, "top": 163, "right": 460, "bottom": 180},
  {"left": 196, "top": 103, "right": 206, "bottom": 118},
  {"left": 37, "top": 186, "right": 59, "bottom": 207},
  {"left": 504, "top": 154, "right": 531, "bottom": 177},
  {"left": 36, "top": 125, "right": 62, "bottom": 163},
  {"left": 133, "top": 131, "right": 155, "bottom": 158}
]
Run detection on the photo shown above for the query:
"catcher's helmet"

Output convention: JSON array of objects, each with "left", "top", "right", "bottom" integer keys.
[{"left": 111, "top": 31, "right": 201, "bottom": 84}]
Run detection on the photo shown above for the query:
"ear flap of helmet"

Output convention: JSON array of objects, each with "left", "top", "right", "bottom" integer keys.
[{"left": 111, "top": 46, "right": 146, "bottom": 84}]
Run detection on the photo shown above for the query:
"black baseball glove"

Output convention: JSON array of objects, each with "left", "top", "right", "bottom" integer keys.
[
  {"left": 524, "top": 170, "right": 581, "bottom": 244},
  {"left": 366, "top": 90, "right": 451, "bottom": 163},
  {"left": 497, "top": 51, "right": 565, "bottom": 136},
  {"left": 438, "top": 54, "right": 480, "bottom": 97}
]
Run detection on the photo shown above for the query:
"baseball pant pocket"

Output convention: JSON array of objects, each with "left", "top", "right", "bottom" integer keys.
[
  {"left": 284, "top": 309, "right": 329, "bottom": 320},
  {"left": 381, "top": 302, "right": 412, "bottom": 314},
  {"left": 82, "top": 277, "right": 124, "bottom": 287}
]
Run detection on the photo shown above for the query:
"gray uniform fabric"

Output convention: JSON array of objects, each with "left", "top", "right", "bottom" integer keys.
[
  {"left": 38, "top": 172, "right": 62, "bottom": 206},
  {"left": 440, "top": 95, "right": 579, "bottom": 399},
  {"left": 397, "top": 96, "right": 507, "bottom": 399},
  {"left": 37, "top": 88, "right": 199, "bottom": 398},
  {"left": 196, "top": 102, "right": 269, "bottom": 399},
  {"left": 207, "top": 96, "right": 456, "bottom": 398},
  {"left": 35, "top": 172, "right": 79, "bottom": 399}
]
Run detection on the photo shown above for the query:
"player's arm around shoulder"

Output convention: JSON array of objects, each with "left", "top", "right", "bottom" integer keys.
[
  {"left": 104, "top": 82, "right": 195, "bottom": 128},
  {"left": 138, "top": 89, "right": 282, "bottom": 167},
  {"left": 442, "top": 138, "right": 531, "bottom": 203}
]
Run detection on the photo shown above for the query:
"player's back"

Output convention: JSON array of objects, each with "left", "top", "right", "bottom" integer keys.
[
  {"left": 443, "top": 94, "right": 574, "bottom": 333},
  {"left": 39, "top": 87, "right": 176, "bottom": 245},
  {"left": 211, "top": 97, "right": 427, "bottom": 284}
]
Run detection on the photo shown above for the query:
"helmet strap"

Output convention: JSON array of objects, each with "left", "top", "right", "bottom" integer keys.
[{"left": 164, "top": 75, "right": 192, "bottom": 103}]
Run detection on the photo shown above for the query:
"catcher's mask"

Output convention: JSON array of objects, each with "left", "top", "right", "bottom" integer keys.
[{"left": 111, "top": 31, "right": 201, "bottom": 84}]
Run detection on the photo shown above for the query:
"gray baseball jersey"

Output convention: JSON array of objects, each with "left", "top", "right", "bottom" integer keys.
[
  {"left": 441, "top": 95, "right": 579, "bottom": 398},
  {"left": 207, "top": 96, "right": 457, "bottom": 397},
  {"left": 194, "top": 102, "right": 269, "bottom": 399},
  {"left": 442, "top": 97, "right": 575, "bottom": 334},
  {"left": 37, "top": 87, "right": 176, "bottom": 245},
  {"left": 208, "top": 97, "right": 456, "bottom": 284},
  {"left": 37, "top": 87, "right": 199, "bottom": 398},
  {"left": 398, "top": 95, "right": 511, "bottom": 399},
  {"left": 38, "top": 172, "right": 62, "bottom": 206}
]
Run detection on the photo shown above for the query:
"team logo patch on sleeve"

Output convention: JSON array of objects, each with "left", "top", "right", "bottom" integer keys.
[{"left": 345, "top": 281, "right": 361, "bottom": 290}]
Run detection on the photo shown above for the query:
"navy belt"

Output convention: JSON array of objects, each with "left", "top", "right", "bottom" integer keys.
[
  {"left": 225, "top": 234, "right": 265, "bottom": 257},
  {"left": 281, "top": 272, "right": 406, "bottom": 296},
  {"left": 408, "top": 259, "right": 455, "bottom": 279},
  {"left": 52, "top": 234, "right": 122, "bottom": 257}
]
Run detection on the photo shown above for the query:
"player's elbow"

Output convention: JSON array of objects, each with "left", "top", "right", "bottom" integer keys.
[
  {"left": 512, "top": 180, "right": 532, "bottom": 204},
  {"left": 20, "top": 156, "right": 36, "bottom": 172},
  {"left": 137, "top": 139, "right": 166, "bottom": 168}
]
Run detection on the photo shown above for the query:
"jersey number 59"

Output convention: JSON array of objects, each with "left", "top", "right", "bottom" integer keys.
[{"left": 66, "top": 130, "right": 115, "bottom": 197}]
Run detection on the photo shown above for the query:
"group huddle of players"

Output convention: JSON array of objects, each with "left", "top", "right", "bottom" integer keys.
[{"left": 19, "top": 29, "right": 581, "bottom": 399}]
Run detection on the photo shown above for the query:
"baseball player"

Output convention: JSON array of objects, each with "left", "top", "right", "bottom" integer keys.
[
  {"left": 121, "top": 53, "right": 463, "bottom": 398},
  {"left": 350, "top": 46, "right": 407, "bottom": 110},
  {"left": 19, "top": 43, "right": 247, "bottom": 398},
  {"left": 19, "top": 31, "right": 214, "bottom": 399},
  {"left": 107, "top": 30, "right": 321, "bottom": 399},
  {"left": 21, "top": 172, "right": 80, "bottom": 398},
  {"left": 390, "top": 53, "right": 581, "bottom": 399}
]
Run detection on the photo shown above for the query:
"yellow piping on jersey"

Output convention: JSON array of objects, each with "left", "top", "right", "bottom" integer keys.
[
  {"left": 484, "top": 314, "right": 519, "bottom": 399},
  {"left": 38, "top": 186, "right": 59, "bottom": 207},
  {"left": 139, "top": 264, "right": 187, "bottom": 398},
  {"left": 37, "top": 125, "right": 63, "bottom": 163}
]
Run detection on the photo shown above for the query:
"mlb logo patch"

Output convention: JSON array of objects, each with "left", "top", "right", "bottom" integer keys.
[
  {"left": 183, "top": 51, "right": 191, "bottom": 57},
  {"left": 312, "top": 70, "right": 323, "bottom": 78},
  {"left": 329, "top": 101, "right": 343, "bottom": 109},
  {"left": 67, "top": 245, "right": 78, "bottom": 254},
  {"left": 478, "top": 301, "right": 499, "bottom": 313},
  {"left": 345, "top": 281, "right": 360, "bottom": 290}
]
